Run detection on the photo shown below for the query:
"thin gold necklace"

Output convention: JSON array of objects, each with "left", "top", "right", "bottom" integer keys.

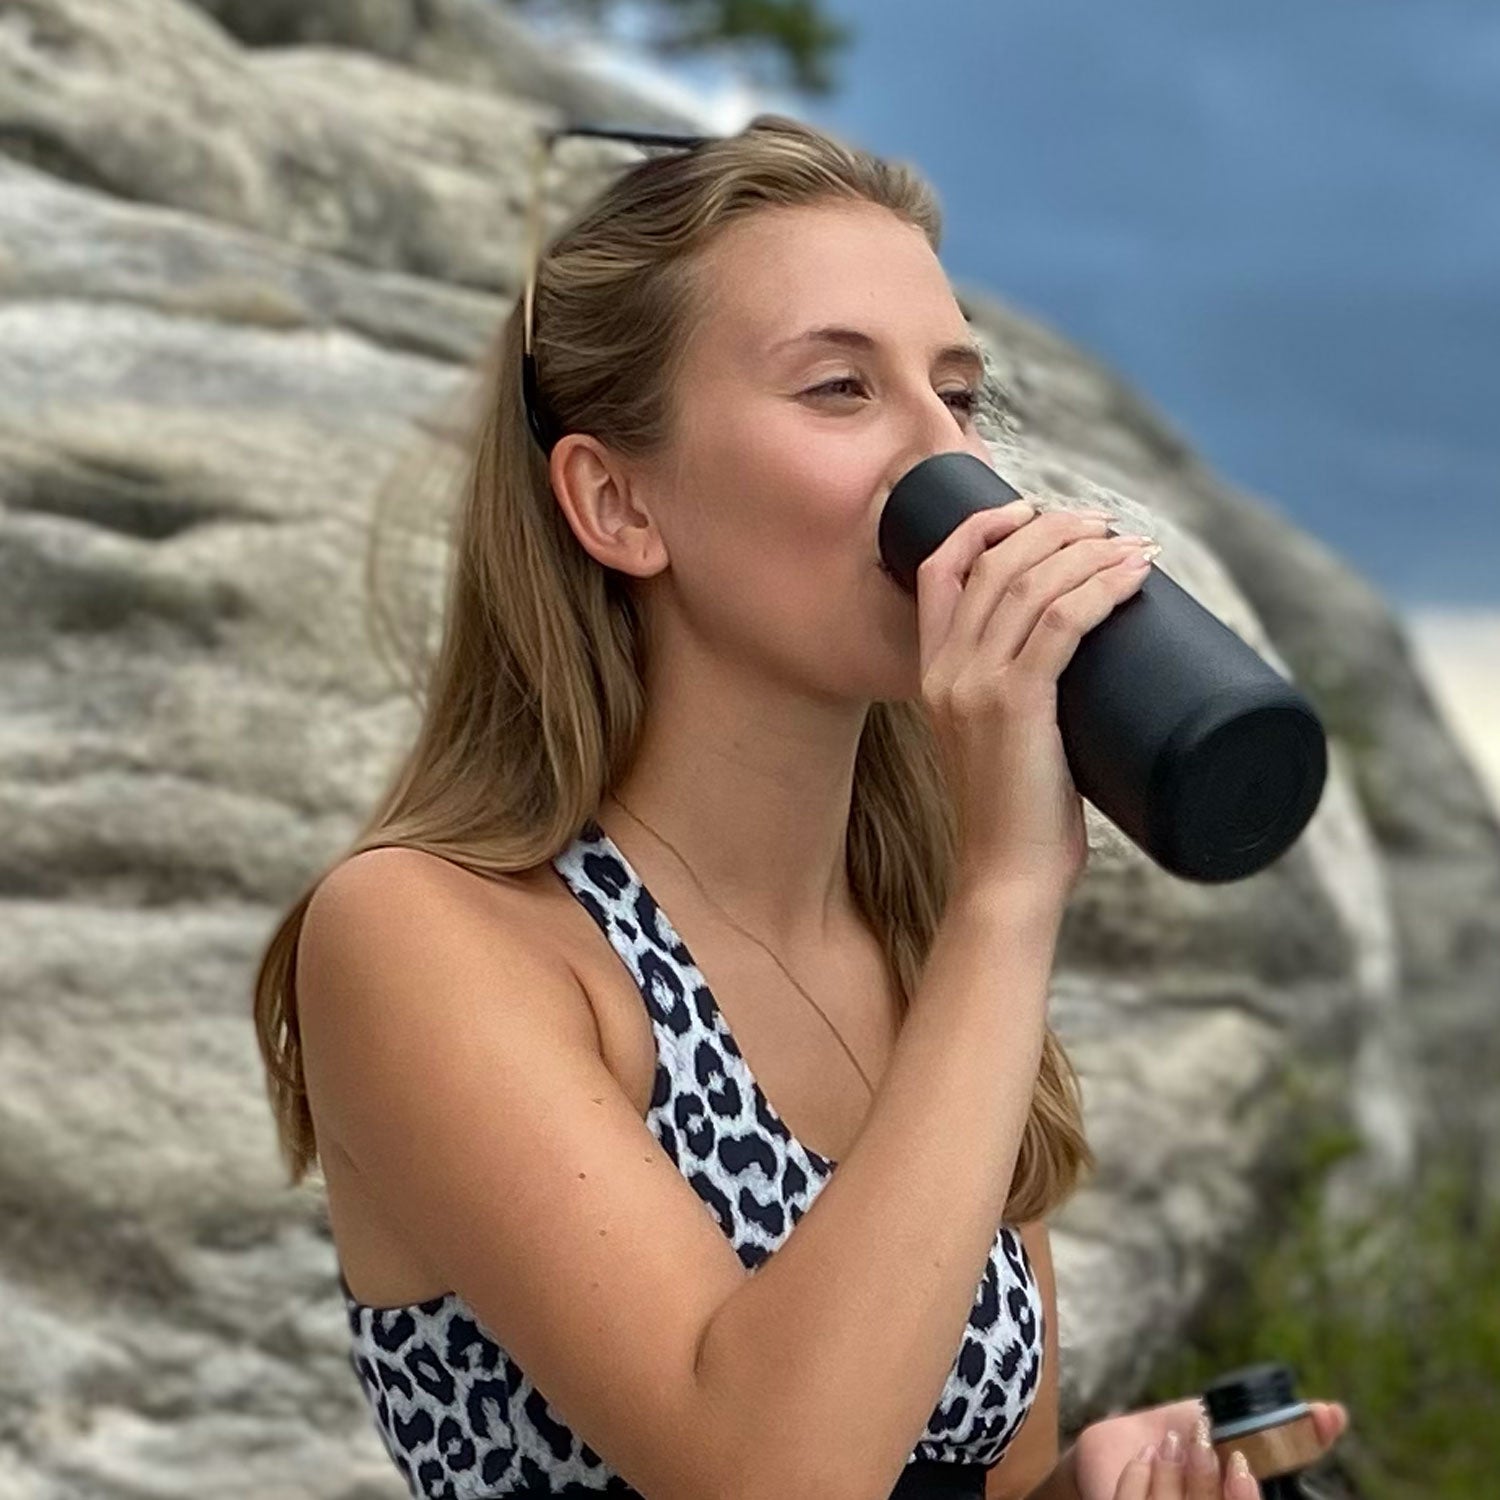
[{"left": 604, "top": 792, "right": 876, "bottom": 1101}]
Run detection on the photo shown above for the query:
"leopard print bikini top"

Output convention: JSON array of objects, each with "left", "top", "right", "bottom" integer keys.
[{"left": 338, "top": 816, "right": 1046, "bottom": 1497}]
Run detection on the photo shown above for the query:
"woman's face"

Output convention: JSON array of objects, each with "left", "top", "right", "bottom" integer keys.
[{"left": 636, "top": 199, "right": 997, "bottom": 704}]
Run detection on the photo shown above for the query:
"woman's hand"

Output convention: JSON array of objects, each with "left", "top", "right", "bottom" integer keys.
[
  {"left": 914, "top": 502, "right": 1155, "bottom": 903},
  {"left": 1071, "top": 1395, "right": 1350, "bottom": 1500}
]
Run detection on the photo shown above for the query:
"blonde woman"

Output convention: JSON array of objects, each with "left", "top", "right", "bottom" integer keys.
[{"left": 255, "top": 115, "right": 1349, "bottom": 1499}]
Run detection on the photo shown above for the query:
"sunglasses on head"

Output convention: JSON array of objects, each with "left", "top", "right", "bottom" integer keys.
[{"left": 521, "top": 124, "right": 720, "bottom": 457}]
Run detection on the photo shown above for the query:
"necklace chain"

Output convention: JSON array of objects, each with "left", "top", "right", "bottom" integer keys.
[{"left": 604, "top": 792, "right": 876, "bottom": 1101}]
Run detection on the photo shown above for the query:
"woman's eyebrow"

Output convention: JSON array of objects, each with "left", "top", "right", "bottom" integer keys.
[{"left": 767, "top": 325, "right": 985, "bottom": 377}]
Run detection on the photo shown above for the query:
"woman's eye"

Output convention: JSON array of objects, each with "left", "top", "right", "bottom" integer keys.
[
  {"left": 807, "top": 377, "right": 981, "bottom": 419},
  {"left": 808, "top": 376, "right": 865, "bottom": 398}
]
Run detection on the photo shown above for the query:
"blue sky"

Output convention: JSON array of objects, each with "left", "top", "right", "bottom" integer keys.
[{"left": 540, "top": 0, "right": 1499, "bottom": 613}]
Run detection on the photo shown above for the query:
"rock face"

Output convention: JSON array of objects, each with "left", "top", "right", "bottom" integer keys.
[{"left": 2, "top": 0, "right": 1496, "bottom": 1491}]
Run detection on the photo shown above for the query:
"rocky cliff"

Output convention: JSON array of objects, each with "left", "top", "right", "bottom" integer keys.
[{"left": 3, "top": 0, "right": 1498, "bottom": 1492}]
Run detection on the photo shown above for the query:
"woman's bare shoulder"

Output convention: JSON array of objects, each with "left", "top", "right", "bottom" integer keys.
[
  {"left": 308, "top": 844, "right": 575, "bottom": 968},
  {"left": 323, "top": 843, "right": 557, "bottom": 906}
]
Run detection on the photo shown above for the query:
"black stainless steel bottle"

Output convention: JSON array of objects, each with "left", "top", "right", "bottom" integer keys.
[{"left": 877, "top": 452, "right": 1328, "bottom": 883}]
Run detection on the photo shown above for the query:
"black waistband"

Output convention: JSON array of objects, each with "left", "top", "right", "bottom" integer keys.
[
  {"left": 887, "top": 1459, "right": 991, "bottom": 1498},
  {"left": 526, "top": 1457, "right": 990, "bottom": 1498}
]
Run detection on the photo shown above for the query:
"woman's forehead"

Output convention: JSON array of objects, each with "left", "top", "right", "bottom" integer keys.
[
  {"left": 707, "top": 201, "right": 927, "bottom": 288},
  {"left": 695, "top": 210, "right": 957, "bottom": 372}
]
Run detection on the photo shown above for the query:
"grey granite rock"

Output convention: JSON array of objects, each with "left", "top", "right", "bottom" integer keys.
[{"left": 2, "top": 0, "right": 1496, "bottom": 1491}]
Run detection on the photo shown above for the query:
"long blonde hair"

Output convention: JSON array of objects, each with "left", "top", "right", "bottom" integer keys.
[{"left": 252, "top": 111, "right": 1095, "bottom": 1222}]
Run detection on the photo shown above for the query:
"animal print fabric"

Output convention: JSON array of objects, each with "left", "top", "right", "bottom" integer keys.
[{"left": 338, "top": 817, "right": 1045, "bottom": 1496}]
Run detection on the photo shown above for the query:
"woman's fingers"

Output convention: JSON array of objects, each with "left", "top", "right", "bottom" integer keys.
[
  {"left": 1113, "top": 1444, "right": 1155, "bottom": 1500},
  {"left": 1183, "top": 1416, "right": 1222, "bottom": 1500},
  {"left": 1310, "top": 1399, "right": 1349, "bottom": 1446},
  {"left": 1224, "top": 1449, "right": 1263, "bottom": 1499},
  {"left": 1111, "top": 1403, "right": 1347, "bottom": 1500},
  {"left": 1149, "top": 1429, "right": 1188, "bottom": 1500}
]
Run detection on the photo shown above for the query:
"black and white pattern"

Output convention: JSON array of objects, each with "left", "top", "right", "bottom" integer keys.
[{"left": 339, "top": 816, "right": 1045, "bottom": 1496}]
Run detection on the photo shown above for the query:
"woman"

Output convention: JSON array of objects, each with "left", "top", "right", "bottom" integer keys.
[{"left": 254, "top": 114, "right": 1348, "bottom": 1499}]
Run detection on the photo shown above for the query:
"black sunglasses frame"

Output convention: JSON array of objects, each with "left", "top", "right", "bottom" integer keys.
[{"left": 521, "top": 125, "right": 719, "bottom": 457}]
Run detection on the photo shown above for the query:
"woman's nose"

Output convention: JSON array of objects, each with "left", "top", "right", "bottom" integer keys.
[{"left": 879, "top": 385, "right": 990, "bottom": 500}]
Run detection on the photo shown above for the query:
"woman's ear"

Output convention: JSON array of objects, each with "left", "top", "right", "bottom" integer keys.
[{"left": 548, "top": 434, "right": 669, "bottom": 580}]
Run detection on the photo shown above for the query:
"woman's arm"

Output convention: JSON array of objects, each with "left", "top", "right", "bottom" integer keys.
[{"left": 694, "top": 882, "right": 1065, "bottom": 1499}]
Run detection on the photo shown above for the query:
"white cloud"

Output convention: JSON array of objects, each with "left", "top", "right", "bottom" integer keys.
[
  {"left": 524, "top": 4, "right": 793, "bottom": 135},
  {"left": 1402, "top": 607, "right": 1500, "bottom": 821}
]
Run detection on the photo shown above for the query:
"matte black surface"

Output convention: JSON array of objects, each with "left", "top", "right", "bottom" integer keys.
[
  {"left": 887, "top": 1458, "right": 992, "bottom": 1497},
  {"left": 878, "top": 452, "right": 1328, "bottom": 881}
]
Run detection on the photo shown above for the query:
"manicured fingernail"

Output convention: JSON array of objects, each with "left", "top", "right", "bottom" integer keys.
[
  {"left": 1188, "top": 1414, "right": 1215, "bottom": 1469},
  {"left": 1161, "top": 1429, "right": 1183, "bottom": 1463},
  {"left": 1136, "top": 1442, "right": 1157, "bottom": 1462},
  {"left": 1230, "top": 1449, "right": 1253, "bottom": 1483}
]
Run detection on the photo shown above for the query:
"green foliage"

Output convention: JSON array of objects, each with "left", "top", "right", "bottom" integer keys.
[
  {"left": 1141, "top": 1114, "right": 1499, "bottom": 1497},
  {"left": 505, "top": 0, "right": 856, "bottom": 96}
]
